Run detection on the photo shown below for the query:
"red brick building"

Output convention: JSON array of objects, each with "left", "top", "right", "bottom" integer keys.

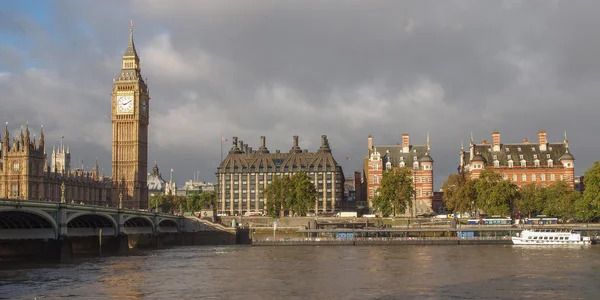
[
  {"left": 363, "top": 133, "right": 434, "bottom": 216},
  {"left": 459, "top": 130, "right": 575, "bottom": 188}
]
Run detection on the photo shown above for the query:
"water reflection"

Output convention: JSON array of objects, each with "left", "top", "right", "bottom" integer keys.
[{"left": 1, "top": 245, "right": 600, "bottom": 300}]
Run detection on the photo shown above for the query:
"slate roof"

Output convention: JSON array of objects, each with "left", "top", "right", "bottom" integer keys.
[
  {"left": 218, "top": 135, "right": 342, "bottom": 173},
  {"left": 463, "top": 142, "right": 572, "bottom": 167},
  {"left": 369, "top": 144, "right": 432, "bottom": 168}
]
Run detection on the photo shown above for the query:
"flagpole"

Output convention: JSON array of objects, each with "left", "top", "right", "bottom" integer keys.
[{"left": 220, "top": 136, "right": 223, "bottom": 163}]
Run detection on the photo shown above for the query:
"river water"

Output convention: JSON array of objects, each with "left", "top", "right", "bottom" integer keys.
[{"left": 1, "top": 245, "right": 599, "bottom": 299}]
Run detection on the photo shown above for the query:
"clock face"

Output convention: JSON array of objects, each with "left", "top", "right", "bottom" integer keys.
[
  {"left": 141, "top": 99, "right": 147, "bottom": 113},
  {"left": 116, "top": 95, "right": 134, "bottom": 114}
]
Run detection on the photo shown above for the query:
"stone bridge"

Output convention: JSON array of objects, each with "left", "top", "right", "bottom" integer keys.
[
  {"left": 0, "top": 199, "right": 182, "bottom": 239},
  {"left": 0, "top": 199, "right": 244, "bottom": 260}
]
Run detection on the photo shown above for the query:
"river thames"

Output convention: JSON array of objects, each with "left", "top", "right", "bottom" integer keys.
[{"left": 1, "top": 245, "right": 599, "bottom": 299}]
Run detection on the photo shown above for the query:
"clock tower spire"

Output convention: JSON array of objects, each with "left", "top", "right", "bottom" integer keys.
[{"left": 111, "top": 21, "right": 149, "bottom": 209}]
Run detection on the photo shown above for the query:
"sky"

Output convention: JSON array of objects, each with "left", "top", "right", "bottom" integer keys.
[{"left": 1, "top": 0, "right": 599, "bottom": 189}]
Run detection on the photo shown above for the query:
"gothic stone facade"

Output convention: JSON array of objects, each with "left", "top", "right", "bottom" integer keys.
[
  {"left": 216, "top": 135, "right": 345, "bottom": 216},
  {"left": 111, "top": 23, "right": 150, "bottom": 209},
  {"left": 0, "top": 124, "right": 111, "bottom": 204},
  {"left": 364, "top": 133, "right": 434, "bottom": 216},
  {"left": 459, "top": 130, "right": 575, "bottom": 188}
]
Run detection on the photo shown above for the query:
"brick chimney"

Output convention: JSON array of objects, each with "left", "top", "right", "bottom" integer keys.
[
  {"left": 538, "top": 130, "right": 547, "bottom": 151},
  {"left": 368, "top": 135, "right": 373, "bottom": 150},
  {"left": 402, "top": 133, "right": 409, "bottom": 153},
  {"left": 492, "top": 131, "right": 500, "bottom": 152},
  {"left": 522, "top": 139, "right": 530, "bottom": 144}
]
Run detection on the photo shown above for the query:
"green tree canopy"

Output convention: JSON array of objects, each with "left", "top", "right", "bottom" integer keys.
[
  {"left": 474, "top": 170, "right": 516, "bottom": 216},
  {"left": 372, "top": 168, "right": 415, "bottom": 217},
  {"left": 263, "top": 172, "right": 318, "bottom": 218},
  {"left": 441, "top": 172, "right": 476, "bottom": 214},
  {"left": 543, "top": 180, "right": 580, "bottom": 220},
  {"left": 514, "top": 183, "right": 545, "bottom": 218},
  {"left": 582, "top": 161, "right": 600, "bottom": 219}
]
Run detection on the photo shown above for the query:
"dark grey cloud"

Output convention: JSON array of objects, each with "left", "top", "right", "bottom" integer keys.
[{"left": 1, "top": 0, "right": 598, "bottom": 188}]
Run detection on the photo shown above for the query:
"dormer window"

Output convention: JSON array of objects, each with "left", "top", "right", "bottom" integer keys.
[
  {"left": 520, "top": 160, "right": 526, "bottom": 168},
  {"left": 508, "top": 160, "right": 513, "bottom": 168},
  {"left": 531, "top": 147, "right": 536, "bottom": 152},
  {"left": 507, "top": 155, "right": 512, "bottom": 160},
  {"left": 505, "top": 148, "right": 510, "bottom": 152},
  {"left": 534, "top": 159, "right": 540, "bottom": 167},
  {"left": 413, "top": 161, "right": 419, "bottom": 170},
  {"left": 547, "top": 160, "right": 553, "bottom": 168},
  {"left": 493, "top": 155, "right": 498, "bottom": 160},
  {"left": 493, "top": 160, "right": 499, "bottom": 168},
  {"left": 549, "top": 146, "right": 553, "bottom": 151},
  {"left": 547, "top": 154, "right": 551, "bottom": 159},
  {"left": 400, "top": 157, "right": 404, "bottom": 161},
  {"left": 399, "top": 161, "right": 405, "bottom": 167},
  {"left": 517, "top": 147, "right": 521, "bottom": 152},
  {"left": 533, "top": 154, "right": 537, "bottom": 159},
  {"left": 413, "top": 156, "right": 418, "bottom": 161},
  {"left": 386, "top": 162, "right": 392, "bottom": 169},
  {"left": 519, "top": 155, "right": 523, "bottom": 160}
]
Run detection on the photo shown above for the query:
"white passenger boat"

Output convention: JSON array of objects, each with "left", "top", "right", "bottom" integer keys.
[{"left": 512, "top": 228, "right": 592, "bottom": 245}]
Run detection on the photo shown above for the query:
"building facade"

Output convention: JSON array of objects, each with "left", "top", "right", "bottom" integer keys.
[
  {"left": 0, "top": 124, "right": 112, "bottom": 205},
  {"left": 216, "top": 135, "right": 345, "bottom": 216},
  {"left": 459, "top": 130, "right": 575, "bottom": 188},
  {"left": 363, "top": 133, "right": 434, "bottom": 216},
  {"left": 111, "top": 22, "right": 150, "bottom": 209}
]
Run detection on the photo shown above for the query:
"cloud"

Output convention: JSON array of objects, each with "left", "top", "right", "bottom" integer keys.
[{"left": 1, "top": 0, "right": 599, "bottom": 189}]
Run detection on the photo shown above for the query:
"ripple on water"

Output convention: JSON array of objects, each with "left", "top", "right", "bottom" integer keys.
[{"left": 1, "top": 245, "right": 600, "bottom": 299}]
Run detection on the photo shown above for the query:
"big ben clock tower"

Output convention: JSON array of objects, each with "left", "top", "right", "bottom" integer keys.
[{"left": 111, "top": 21, "right": 149, "bottom": 209}]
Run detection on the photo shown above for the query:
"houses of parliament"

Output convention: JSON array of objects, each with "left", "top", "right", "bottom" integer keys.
[{"left": 0, "top": 22, "right": 149, "bottom": 209}]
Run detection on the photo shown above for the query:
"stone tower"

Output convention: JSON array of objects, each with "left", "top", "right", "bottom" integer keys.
[
  {"left": 51, "top": 140, "right": 70, "bottom": 173},
  {"left": 111, "top": 21, "right": 149, "bottom": 209},
  {"left": 0, "top": 123, "right": 46, "bottom": 200}
]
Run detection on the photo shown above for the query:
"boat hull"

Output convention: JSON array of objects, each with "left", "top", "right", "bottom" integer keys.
[{"left": 511, "top": 237, "right": 592, "bottom": 245}]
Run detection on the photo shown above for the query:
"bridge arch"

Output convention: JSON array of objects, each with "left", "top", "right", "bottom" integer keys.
[
  {"left": 66, "top": 212, "right": 117, "bottom": 236},
  {"left": 158, "top": 219, "right": 179, "bottom": 233},
  {"left": 0, "top": 209, "right": 58, "bottom": 239},
  {"left": 123, "top": 216, "right": 155, "bottom": 235}
]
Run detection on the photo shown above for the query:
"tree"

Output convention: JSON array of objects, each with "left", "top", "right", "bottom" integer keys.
[
  {"left": 544, "top": 180, "right": 579, "bottom": 220},
  {"left": 149, "top": 194, "right": 176, "bottom": 213},
  {"left": 442, "top": 172, "right": 476, "bottom": 214},
  {"left": 582, "top": 161, "right": 600, "bottom": 219},
  {"left": 372, "top": 168, "right": 415, "bottom": 217},
  {"left": 263, "top": 172, "right": 317, "bottom": 218},
  {"left": 199, "top": 191, "right": 217, "bottom": 210},
  {"left": 289, "top": 171, "right": 318, "bottom": 216},
  {"left": 514, "top": 183, "right": 545, "bottom": 218},
  {"left": 474, "top": 170, "right": 516, "bottom": 216},
  {"left": 263, "top": 175, "right": 293, "bottom": 218},
  {"left": 186, "top": 193, "right": 202, "bottom": 213}
]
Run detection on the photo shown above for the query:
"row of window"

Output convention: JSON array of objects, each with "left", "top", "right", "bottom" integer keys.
[
  {"left": 368, "top": 187, "right": 432, "bottom": 198},
  {"left": 370, "top": 175, "right": 432, "bottom": 184},
  {"left": 226, "top": 166, "right": 337, "bottom": 172},
  {"left": 371, "top": 162, "right": 432, "bottom": 171},
  {"left": 224, "top": 173, "right": 338, "bottom": 180},
  {"left": 501, "top": 173, "right": 571, "bottom": 182}
]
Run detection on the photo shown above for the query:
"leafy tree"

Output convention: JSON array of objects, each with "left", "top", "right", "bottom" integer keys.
[
  {"left": 474, "top": 170, "right": 516, "bottom": 216},
  {"left": 289, "top": 171, "right": 318, "bottom": 216},
  {"left": 582, "top": 161, "right": 600, "bottom": 219},
  {"left": 263, "top": 172, "right": 317, "bottom": 218},
  {"left": 199, "top": 191, "right": 217, "bottom": 210},
  {"left": 263, "top": 175, "right": 292, "bottom": 218},
  {"left": 574, "top": 194, "right": 595, "bottom": 222},
  {"left": 442, "top": 172, "right": 477, "bottom": 214},
  {"left": 515, "top": 183, "right": 545, "bottom": 218},
  {"left": 543, "top": 180, "right": 579, "bottom": 220},
  {"left": 372, "top": 168, "right": 415, "bottom": 217},
  {"left": 186, "top": 193, "right": 202, "bottom": 212},
  {"left": 149, "top": 194, "right": 176, "bottom": 213}
]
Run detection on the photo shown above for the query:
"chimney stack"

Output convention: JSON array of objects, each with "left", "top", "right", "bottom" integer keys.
[
  {"left": 243, "top": 144, "right": 248, "bottom": 153},
  {"left": 247, "top": 146, "right": 252, "bottom": 153},
  {"left": 368, "top": 135, "right": 373, "bottom": 150},
  {"left": 402, "top": 133, "right": 409, "bottom": 153},
  {"left": 260, "top": 136, "right": 266, "bottom": 148},
  {"left": 293, "top": 135, "right": 299, "bottom": 147},
  {"left": 238, "top": 140, "right": 244, "bottom": 150},
  {"left": 233, "top": 136, "right": 238, "bottom": 147},
  {"left": 492, "top": 131, "right": 500, "bottom": 151},
  {"left": 538, "top": 130, "right": 547, "bottom": 151}
]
